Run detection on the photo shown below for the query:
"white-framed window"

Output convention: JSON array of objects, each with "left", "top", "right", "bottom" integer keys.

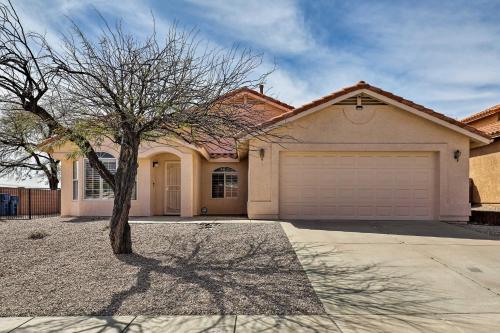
[
  {"left": 211, "top": 167, "right": 238, "bottom": 199},
  {"left": 84, "top": 152, "right": 116, "bottom": 199},
  {"left": 72, "top": 160, "right": 78, "bottom": 200},
  {"left": 84, "top": 152, "right": 138, "bottom": 200}
]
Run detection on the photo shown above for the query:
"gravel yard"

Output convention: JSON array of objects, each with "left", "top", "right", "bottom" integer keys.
[
  {"left": 0, "top": 217, "right": 324, "bottom": 316},
  {"left": 454, "top": 222, "right": 500, "bottom": 239}
]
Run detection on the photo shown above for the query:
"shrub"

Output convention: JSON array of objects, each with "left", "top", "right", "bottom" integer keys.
[{"left": 28, "top": 231, "right": 49, "bottom": 240}]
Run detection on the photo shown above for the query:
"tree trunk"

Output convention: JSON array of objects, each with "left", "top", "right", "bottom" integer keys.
[
  {"left": 47, "top": 173, "right": 59, "bottom": 190},
  {"left": 109, "top": 133, "right": 139, "bottom": 254},
  {"left": 47, "top": 158, "right": 59, "bottom": 190}
]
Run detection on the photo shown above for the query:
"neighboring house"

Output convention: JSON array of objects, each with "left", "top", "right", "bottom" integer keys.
[
  {"left": 46, "top": 81, "right": 490, "bottom": 221},
  {"left": 462, "top": 105, "right": 500, "bottom": 207}
]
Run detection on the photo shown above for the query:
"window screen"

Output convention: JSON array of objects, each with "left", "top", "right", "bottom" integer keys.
[{"left": 211, "top": 167, "right": 238, "bottom": 198}]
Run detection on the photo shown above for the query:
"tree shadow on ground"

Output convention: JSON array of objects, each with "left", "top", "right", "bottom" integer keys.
[
  {"left": 92, "top": 230, "right": 323, "bottom": 317},
  {"left": 9, "top": 316, "right": 133, "bottom": 333},
  {"left": 221, "top": 241, "right": 454, "bottom": 332},
  {"left": 91, "top": 226, "right": 446, "bottom": 333}
]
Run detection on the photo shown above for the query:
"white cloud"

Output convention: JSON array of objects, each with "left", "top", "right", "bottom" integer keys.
[{"left": 186, "top": 0, "right": 314, "bottom": 54}]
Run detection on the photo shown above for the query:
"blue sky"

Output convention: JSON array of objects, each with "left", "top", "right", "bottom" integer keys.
[
  {"left": 14, "top": 0, "right": 500, "bottom": 117},
  {"left": 3, "top": 0, "right": 500, "bottom": 186}
]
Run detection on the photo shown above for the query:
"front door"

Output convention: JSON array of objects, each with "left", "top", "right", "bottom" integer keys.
[{"left": 164, "top": 162, "right": 181, "bottom": 215}]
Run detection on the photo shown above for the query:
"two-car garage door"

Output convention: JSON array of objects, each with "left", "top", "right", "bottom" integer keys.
[{"left": 279, "top": 152, "right": 436, "bottom": 220}]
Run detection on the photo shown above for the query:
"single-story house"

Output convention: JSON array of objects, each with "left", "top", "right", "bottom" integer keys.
[
  {"left": 48, "top": 81, "right": 491, "bottom": 221},
  {"left": 462, "top": 105, "right": 500, "bottom": 206}
]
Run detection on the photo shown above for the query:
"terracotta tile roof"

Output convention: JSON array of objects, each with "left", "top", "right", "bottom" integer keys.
[
  {"left": 220, "top": 87, "right": 294, "bottom": 111},
  {"left": 477, "top": 122, "right": 500, "bottom": 138},
  {"left": 203, "top": 138, "right": 239, "bottom": 159},
  {"left": 204, "top": 88, "right": 293, "bottom": 159},
  {"left": 461, "top": 104, "right": 500, "bottom": 123},
  {"left": 256, "top": 81, "right": 491, "bottom": 140}
]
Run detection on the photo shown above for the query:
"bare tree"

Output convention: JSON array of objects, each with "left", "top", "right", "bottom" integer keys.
[
  {"left": 0, "top": 109, "right": 59, "bottom": 189},
  {"left": 0, "top": 1, "right": 275, "bottom": 254}
]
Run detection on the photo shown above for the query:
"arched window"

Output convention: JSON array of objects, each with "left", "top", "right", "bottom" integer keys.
[
  {"left": 212, "top": 167, "right": 238, "bottom": 198},
  {"left": 83, "top": 152, "right": 137, "bottom": 200},
  {"left": 95, "top": 152, "right": 115, "bottom": 158}
]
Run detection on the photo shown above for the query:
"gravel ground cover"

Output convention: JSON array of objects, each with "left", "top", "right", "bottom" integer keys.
[
  {"left": 454, "top": 222, "right": 500, "bottom": 239},
  {"left": 0, "top": 217, "right": 324, "bottom": 316}
]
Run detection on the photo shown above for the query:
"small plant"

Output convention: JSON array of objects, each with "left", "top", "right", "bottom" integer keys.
[{"left": 28, "top": 231, "right": 49, "bottom": 240}]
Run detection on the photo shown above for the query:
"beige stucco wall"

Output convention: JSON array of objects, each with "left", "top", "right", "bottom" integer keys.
[
  {"left": 58, "top": 140, "right": 201, "bottom": 217},
  {"left": 199, "top": 159, "right": 248, "bottom": 215},
  {"left": 470, "top": 139, "right": 500, "bottom": 204},
  {"left": 248, "top": 103, "right": 471, "bottom": 221}
]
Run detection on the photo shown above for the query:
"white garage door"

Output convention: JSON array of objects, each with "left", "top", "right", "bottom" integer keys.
[{"left": 280, "top": 152, "right": 436, "bottom": 220}]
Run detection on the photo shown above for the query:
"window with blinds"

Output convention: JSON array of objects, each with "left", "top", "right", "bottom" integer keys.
[
  {"left": 84, "top": 157, "right": 116, "bottom": 199},
  {"left": 211, "top": 167, "right": 238, "bottom": 199},
  {"left": 83, "top": 152, "right": 137, "bottom": 200}
]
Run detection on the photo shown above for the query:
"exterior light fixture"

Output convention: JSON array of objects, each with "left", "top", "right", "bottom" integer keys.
[
  {"left": 152, "top": 161, "right": 159, "bottom": 168},
  {"left": 356, "top": 95, "right": 363, "bottom": 110},
  {"left": 201, "top": 207, "right": 208, "bottom": 215},
  {"left": 454, "top": 150, "right": 461, "bottom": 162},
  {"left": 259, "top": 148, "right": 265, "bottom": 160}
]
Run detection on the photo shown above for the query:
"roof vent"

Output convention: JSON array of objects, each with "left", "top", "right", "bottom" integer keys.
[{"left": 259, "top": 84, "right": 264, "bottom": 94}]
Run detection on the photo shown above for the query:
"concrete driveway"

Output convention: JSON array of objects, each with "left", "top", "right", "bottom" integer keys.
[{"left": 281, "top": 220, "right": 500, "bottom": 332}]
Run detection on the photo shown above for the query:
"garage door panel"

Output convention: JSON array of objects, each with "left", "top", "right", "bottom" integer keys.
[
  {"left": 356, "top": 170, "right": 377, "bottom": 184},
  {"left": 338, "top": 205, "right": 356, "bottom": 217},
  {"left": 280, "top": 151, "right": 436, "bottom": 220},
  {"left": 338, "top": 156, "right": 356, "bottom": 168},
  {"left": 358, "top": 206, "right": 375, "bottom": 217},
  {"left": 414, "top": 206, "right": 432, "bottom": 217},
  {"left": 414, "top": 189, "right": 430, "bottom": 200}
]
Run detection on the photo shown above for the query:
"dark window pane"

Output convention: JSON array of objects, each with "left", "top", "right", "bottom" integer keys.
[{"left": 212, "top": 173, "right": 225, "bottom": 198}]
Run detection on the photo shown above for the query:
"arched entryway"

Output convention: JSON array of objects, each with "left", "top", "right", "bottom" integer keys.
[{"left": 139, "top": 144, "right": 195, "bottom": 217}]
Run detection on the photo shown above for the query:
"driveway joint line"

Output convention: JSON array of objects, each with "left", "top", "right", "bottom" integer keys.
[
  {"left": 7, "top": 317, "right": 34, "bottom": 333},
  {"left": 233, "top": 315, "right": 238, "bottom": 333},
  {"left": 121, "top": 315, "right": 137, "bottom": 332},
  {"left": 430, "top": 256, "right": 500, "bottom": 297},
  {"left": 330, "top": 316, "right": 345, "bottom": 333}
]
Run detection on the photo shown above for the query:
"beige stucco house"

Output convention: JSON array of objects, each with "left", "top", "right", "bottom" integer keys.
[
  {"left": 49, "top": 81, "right": 491, "bottom": 221},
  {"left": 462, "top": 105, "right": 500, "bottom": 206}
]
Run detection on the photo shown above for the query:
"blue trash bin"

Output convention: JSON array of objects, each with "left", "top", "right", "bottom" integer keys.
[
  {"left": 9, "top": 196, "right": 19, "bottom": 216},
  {"left": 0, "top": 201, "right": 8, "bottom": 216}
]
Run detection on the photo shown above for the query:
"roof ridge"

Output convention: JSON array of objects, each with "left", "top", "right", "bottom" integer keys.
[
  {"left": 221, "top": 87, "right": 294, "bottom": 111},
  {"left": 461, "top": 104, "right": 500, "bottom": 123}
]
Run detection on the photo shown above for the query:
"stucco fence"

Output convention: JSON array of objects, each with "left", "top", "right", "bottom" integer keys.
[{"left": 0, "top": 187, "right": 61, "bottom": 219}]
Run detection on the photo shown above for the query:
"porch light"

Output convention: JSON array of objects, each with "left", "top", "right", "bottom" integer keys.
[
  {"left": 259, "top": 148, "right": 265, "bottom": 160},
  {"left": 454, "top": 150, "right": 461, "bottom": 162},
  {"left": 152, "top": 161, "right": 159, "bottom": 168}
]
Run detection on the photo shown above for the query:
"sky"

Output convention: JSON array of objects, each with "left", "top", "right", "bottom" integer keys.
[{"left": 2, "top": 0, "right": 500, "bottom": 186}]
